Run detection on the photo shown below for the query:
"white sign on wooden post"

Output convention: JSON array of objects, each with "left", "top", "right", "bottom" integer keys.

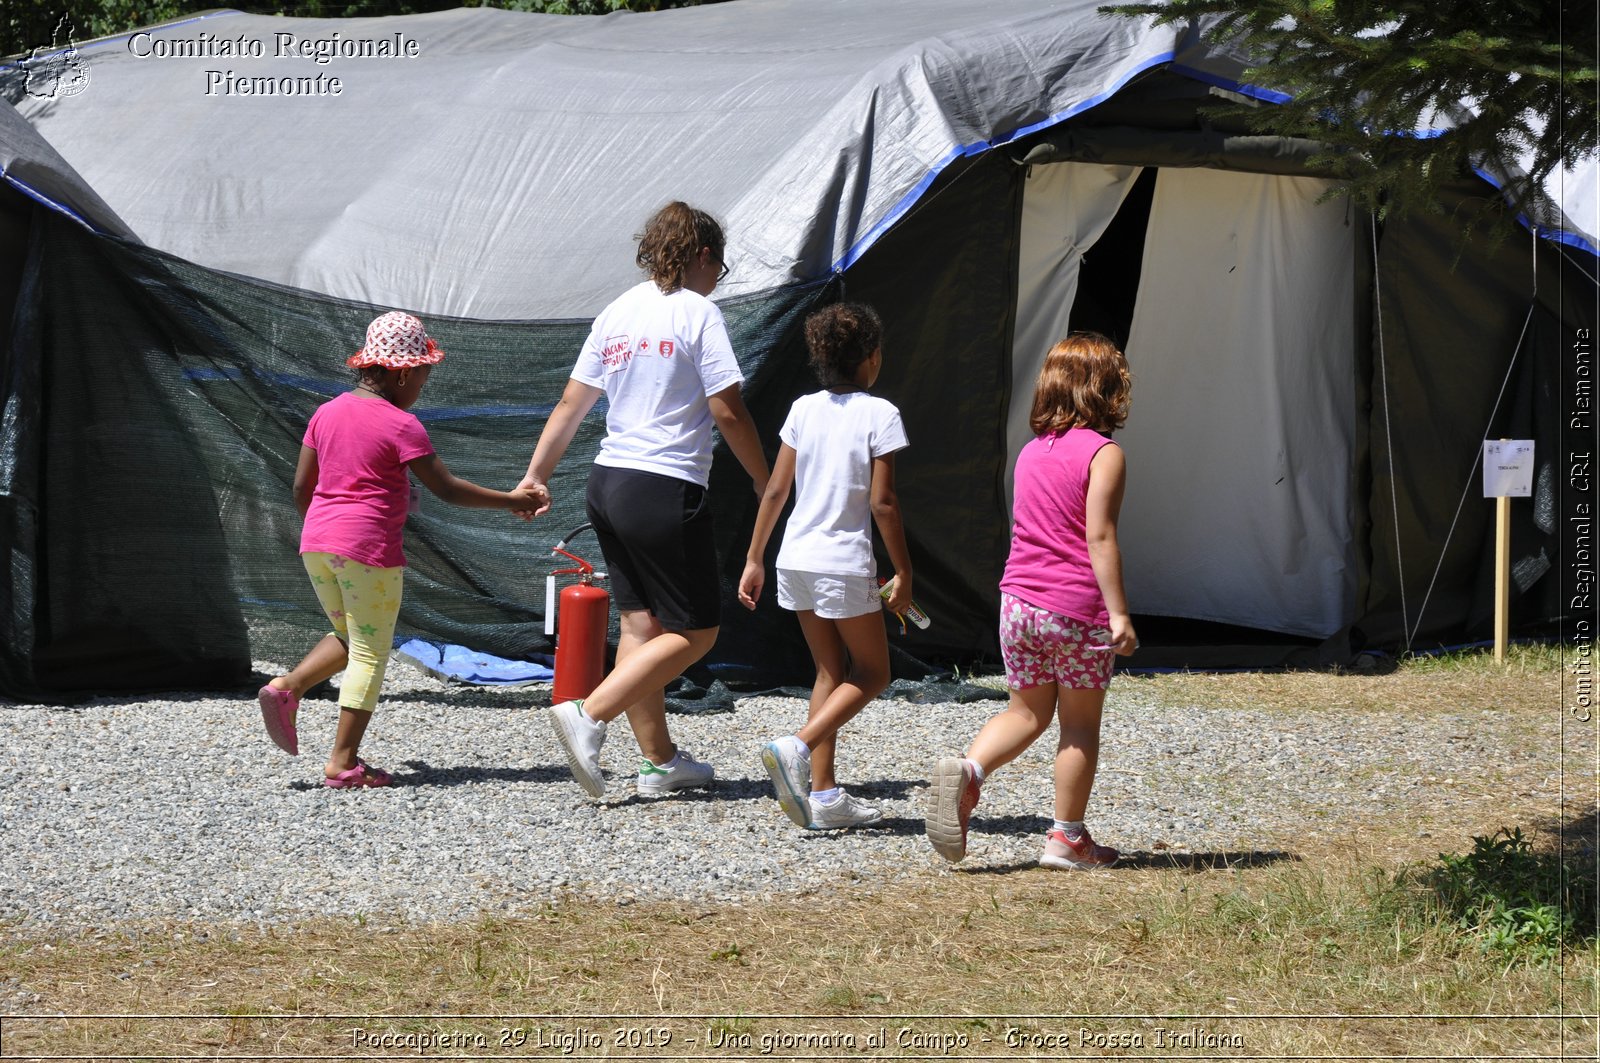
[
  {"left": 1483, "top": 439, "right": 1533, "bottom": 663},
  {"left": 1483, "top": 439, "right": 1535, "bottom": 497}
]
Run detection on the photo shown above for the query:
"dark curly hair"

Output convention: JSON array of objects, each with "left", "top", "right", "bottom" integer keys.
[
  {"left": 804, "top": 302, "right": 883, "bottom": 388},
  {"left": 635, "top": 201, "right": 725, "bottom": 292},
  {"left": 1029, "top": 332, "right": 1132, "bottom": 435}
]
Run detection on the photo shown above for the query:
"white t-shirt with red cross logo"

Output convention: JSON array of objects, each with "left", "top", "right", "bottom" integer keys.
[{"left": 571, "top": 281, "right": 745, "bottom": 487}]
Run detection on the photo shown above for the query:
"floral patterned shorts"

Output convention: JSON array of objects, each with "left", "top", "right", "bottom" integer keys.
[{"left": 999, "top": 592, "right": 1114, "bottom": 690}]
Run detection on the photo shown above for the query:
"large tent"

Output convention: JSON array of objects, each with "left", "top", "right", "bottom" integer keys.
[{"left": 1, "top": 0, "right": 1595, "bottom": 698}]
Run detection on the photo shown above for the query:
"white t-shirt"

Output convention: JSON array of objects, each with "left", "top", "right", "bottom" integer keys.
[
  {"left": 775, "top": 389, "right": 909, "bottom": 577},
  {"left": 571, "top": 281, "right": 745, "bottom": 487}
]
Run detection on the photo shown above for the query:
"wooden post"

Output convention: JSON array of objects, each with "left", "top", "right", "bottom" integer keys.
[{"left": 1494, "top": 493, "right": 1511, "bottom": 663}]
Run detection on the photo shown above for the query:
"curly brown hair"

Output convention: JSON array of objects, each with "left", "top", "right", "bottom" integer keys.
[
  {"left": 804, "top": 302, "right": 883, "bottom": 388},
  {"left": 1028, "top": 332, "right": 1132, "bottom": 435},
  {"left": 635, "top": 201, "right": 725, "bottom": 292}
]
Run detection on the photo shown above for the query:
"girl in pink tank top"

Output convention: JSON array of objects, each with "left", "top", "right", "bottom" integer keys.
[{"left": 927, "top": 333, "right": 1136, "bottom": 870}]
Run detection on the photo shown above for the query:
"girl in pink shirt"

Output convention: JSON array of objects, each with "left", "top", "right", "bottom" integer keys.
[
  {"left": 257, "top": 312, "right": 540, "bottom": 788},
  {"left": 927, "top": 333, "right": 1137, "bottom": 869}
]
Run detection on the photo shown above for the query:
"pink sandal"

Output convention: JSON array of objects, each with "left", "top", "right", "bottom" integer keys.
[
  {"left": 323, "top": 760, "right": 394, "bottom": 789},
  {"left": 258, "top": 685, "right": 299, "bottom": 756}
]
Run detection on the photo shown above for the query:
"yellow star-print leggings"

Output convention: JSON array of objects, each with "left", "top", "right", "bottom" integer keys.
[{"left": 302, "top": 552, "right": 404, "bottom": 712}]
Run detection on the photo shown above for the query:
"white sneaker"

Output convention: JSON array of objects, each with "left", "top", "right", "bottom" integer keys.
[
  {"left": 926, "top": 756, "right": 980, "bottom": 863},
  {"left": 807, "top": 789, "right": 883, "bottom": 830},
  {"left": 636, "top": 749, "right": 715, "bottom": 796},
  {"left": 548, "top": 700, "right": 607, "bottom": 797},
  {"left": 759, "top": 736, "right": 812, "bottom": 827}
]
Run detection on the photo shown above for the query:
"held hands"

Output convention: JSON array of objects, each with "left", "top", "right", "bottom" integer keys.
[
  {"left": 737, "top": 559, "right": 765, "bottom": 611},
  {"left": 510, "top": 476, "right": 552, "bottom": 520}
]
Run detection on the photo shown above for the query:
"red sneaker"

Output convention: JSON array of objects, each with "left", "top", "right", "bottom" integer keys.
[
  {"left": 1040, "top": 826, "right": 1118, "bottom": 870},
  {"left": 927, "top": 757, "right": 981, "bottom": 862}
]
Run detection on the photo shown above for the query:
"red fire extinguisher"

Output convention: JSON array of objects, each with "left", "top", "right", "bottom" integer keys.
[{"left": 544, "top": 523, "right": 608, "bottom": 704}]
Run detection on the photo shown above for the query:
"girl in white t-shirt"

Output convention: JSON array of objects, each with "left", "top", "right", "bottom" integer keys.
[
  {"left": 738, "top": 302, "right": 914, "bottom": 830},
  {"left": 520, "top": 202, "right": 770, "bottom": 800}
]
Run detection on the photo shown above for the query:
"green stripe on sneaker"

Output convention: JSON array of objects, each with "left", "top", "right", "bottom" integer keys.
[{"left": 638, "top": 760, "right": 669, "bottom": 776}]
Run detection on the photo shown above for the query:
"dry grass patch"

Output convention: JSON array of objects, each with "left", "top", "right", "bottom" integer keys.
[
  {"left": 1125, "top": 643, "right": 1562, "bottom": 716},
  {"left": 4, "top": 644, "right": 1588, "bottom": 1059},
  {"left": 3, "top": 830, "right": 1592, "bottom": 1059},
  {"left": 1126, "top": 640, "right": 1561, "bottom": 714}
]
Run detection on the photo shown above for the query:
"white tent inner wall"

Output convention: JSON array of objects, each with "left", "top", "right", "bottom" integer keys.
[{"left": 1012, "top": 163, "right": 1357, "bottom": 638}]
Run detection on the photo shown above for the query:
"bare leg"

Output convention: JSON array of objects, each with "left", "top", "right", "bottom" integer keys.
[
  {"left": 326, "top": 708, "right": 374, "bottom": 778},
  {"left": 582, "top": 609, "right": 717, "bottom": 765},
  {"left": 794, "top": 612, "right": 841, "bottom": 790},
  {"left": 267, "top": 634, "right": 347, "bottom": 698},
  {"left": 1052, "top": 687, "right": 1106, "bottom": 822},
  {"left": 966, "top": 682, "right": 1057, "bottom": 776},
  {"left": 794, "top": 610, "right": 889, "bottom": 791}
]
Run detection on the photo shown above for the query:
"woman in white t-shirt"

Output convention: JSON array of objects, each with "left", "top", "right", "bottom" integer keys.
[
  {"left": 737, "top": 302, "right": 914, "bottom": 830},
  {"left": 520, "top": 202, "right": 770, "bottom": 799}
]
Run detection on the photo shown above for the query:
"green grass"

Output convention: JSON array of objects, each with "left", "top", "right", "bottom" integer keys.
[{"left": 1420, "top": 826, "right": 1599, "bottom": 969}]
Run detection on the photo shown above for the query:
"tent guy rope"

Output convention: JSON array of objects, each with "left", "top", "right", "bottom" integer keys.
[{"left": 1402, "top": 225, "right": 1541, "bottom": 649}]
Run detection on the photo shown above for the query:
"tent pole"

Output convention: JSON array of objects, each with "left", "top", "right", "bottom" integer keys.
[{"left": 1494, "top": 493, "right": 1510, "bottom": 663}]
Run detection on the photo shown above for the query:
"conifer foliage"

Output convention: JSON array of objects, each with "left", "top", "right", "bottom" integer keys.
[{"left": 1105, "top": 0, "right": 1597, "bottom": 233}]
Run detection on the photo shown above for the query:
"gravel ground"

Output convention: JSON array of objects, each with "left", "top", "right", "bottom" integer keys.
[{"left": 0, "top": 658, "right": 1562, "bottom": 928}]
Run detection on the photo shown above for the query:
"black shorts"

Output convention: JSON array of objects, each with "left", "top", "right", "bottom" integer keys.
[{"left": 585, "top": 464, "right": 723, "bottom": 632}]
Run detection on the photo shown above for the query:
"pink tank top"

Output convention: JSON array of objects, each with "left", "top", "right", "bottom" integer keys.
[{"left": 999, "top": 427, "right": 1115, "bottom": 627}]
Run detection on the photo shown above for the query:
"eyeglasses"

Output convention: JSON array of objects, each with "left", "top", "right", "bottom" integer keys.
[{"left": 710, "top": 248, "right": 729, "bottom": 283}]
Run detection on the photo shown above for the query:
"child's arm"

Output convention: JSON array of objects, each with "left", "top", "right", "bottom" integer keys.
[
  {"left": 292, "top": 446, "right": 319, "bottom": 518},
  {"left": 707, "top": 383, "right": 771, "bottom": 497},
  {"left": 410, "top": 453, "right": 543, "bottom": 512},
  {"left": 737, "top": 443, "right": 796, "bottom": 610},
  {"left": 1085, "top": 442, "right": 1137, "bottom": 655},
  {"left": 517, "top": 378, "right": 604, "bottom": 517},
  {"left": 870, "top": 451, "right": 914, "bottom": 615}
]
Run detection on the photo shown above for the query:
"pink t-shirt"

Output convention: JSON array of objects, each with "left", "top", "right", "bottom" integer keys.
[
  {"left": 999, "top": 427, "right": 1117, "bottom": 627},
  {"left": 299, "top": 392, "right": 434, "bottom": 569}
]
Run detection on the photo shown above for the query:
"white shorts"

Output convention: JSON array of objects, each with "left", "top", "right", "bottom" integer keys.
[{"left": 776, "top": 568, "right": 882, "bottom": 620}]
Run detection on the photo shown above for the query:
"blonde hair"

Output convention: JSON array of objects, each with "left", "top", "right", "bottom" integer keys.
[
  {"left": 1028, "top": 332, "right": 1132, "bottom": 435},
  {"left": 635, "top": 201, "right": 725, "bottom": 292}
]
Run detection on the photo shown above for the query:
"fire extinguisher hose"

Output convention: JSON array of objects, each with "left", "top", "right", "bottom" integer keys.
[{"left": 544, "top": 523, "right": 601, "bottom": 636}]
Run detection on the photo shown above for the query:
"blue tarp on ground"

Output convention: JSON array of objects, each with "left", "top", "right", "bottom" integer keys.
[{"left": 396, "top": 639, "right": 553, "bottom": 686}]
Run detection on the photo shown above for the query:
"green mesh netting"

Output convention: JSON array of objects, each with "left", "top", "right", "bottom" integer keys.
[
  {"left": 2, "top": 155, "right": 1029, "bottom": 699},
  {"left": 0, "top": 211, "right": 823, "bottom": 696}
]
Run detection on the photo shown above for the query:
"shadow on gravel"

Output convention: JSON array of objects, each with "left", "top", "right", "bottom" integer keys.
[
  {"left": 397, "top": 691, "right": 549, "bottom": 710},
  {"left": 848, "top": 779, "right": 924, "bottom": 800},
  {"left": 958, "top": 850, "right": 1299, "bottom": 875},
  {"left": 285, "top": 762, "right": 574, "bottom": 790},
  {"left": 606, "top": 782, "right": 772, "bottom": 807},
  {"left": 968, "top": 812, "right": 1054, "bottom": 834},
  {"left": 772, "top": 815, "right": 926, "bottom": 839}
]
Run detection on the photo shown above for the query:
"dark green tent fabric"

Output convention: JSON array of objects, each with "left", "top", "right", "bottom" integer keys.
[
  {"left": 1362, "top": 182, "right": 1596, "bottom": 647},
  {"left": 0, "top": 210, "right": 797, "bottom": 696},
  {"left": 2, "top": 186, "right": 1026, "bottom": 700}
]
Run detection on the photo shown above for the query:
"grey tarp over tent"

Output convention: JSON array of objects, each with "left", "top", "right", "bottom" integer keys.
[{"left": 1, "top": 0, "right": 1595, "bottom": 697}]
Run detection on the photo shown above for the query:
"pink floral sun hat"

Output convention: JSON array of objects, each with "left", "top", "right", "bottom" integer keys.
[{"left": 347, "top": 311, "right": 446, "bottom": 369}]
